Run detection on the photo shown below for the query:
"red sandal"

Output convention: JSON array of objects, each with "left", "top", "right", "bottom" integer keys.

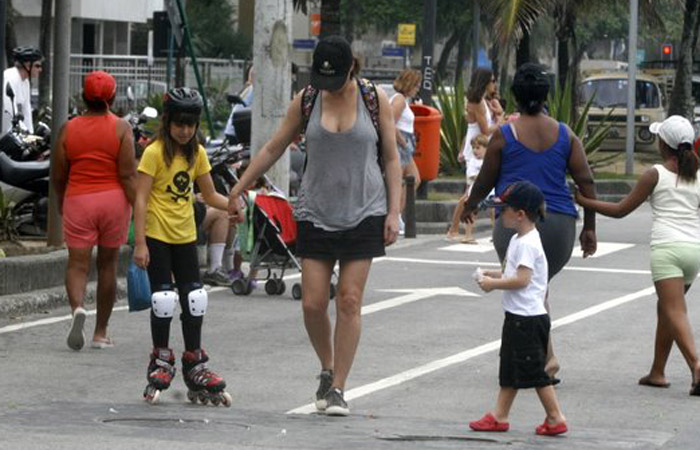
[
  {"left": 535, "top": 420, "right": 568, "bottom": 436},
  {"left": 469, "top": 413, "right": 510, "bottom": 432}
]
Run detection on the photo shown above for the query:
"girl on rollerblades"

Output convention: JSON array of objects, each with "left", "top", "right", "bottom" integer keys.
[{"left": 133, "top": 87, "right": 233, "bottom": 406}]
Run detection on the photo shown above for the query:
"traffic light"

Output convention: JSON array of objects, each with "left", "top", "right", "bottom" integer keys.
[{"left": 662, "top": 43, "right": 673, "bottom": 60}]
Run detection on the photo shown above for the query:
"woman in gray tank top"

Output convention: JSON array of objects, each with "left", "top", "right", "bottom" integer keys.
[{"left": 228, "top": 36, "right": 402, "bottom": 416}]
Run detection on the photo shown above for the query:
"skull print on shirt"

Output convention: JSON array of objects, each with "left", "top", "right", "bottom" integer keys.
[{"left": 166, "top": 170, "right": 192, "bottom": 202}]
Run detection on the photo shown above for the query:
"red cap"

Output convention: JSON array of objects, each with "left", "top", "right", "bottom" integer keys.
[{"left": 84, "top": 71, "right": 116, "bottom": 101}]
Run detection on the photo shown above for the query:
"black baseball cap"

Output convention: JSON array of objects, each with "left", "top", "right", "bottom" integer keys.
[
  {"left": 310, "top": 35, "right": 353, "bottom": 91},
  {"left": 482, "top": 181, "right": 546, "bottom": 219}
]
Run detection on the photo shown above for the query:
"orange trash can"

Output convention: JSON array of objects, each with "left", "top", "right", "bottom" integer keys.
[{"left": 410, "top": 104, "right": 443, "bottom": 182}]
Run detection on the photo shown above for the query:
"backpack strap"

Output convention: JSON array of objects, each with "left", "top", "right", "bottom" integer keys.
[
  {"left": 300, "top": 84, "right": 320, "bottom": 136},
  {"left": 356, "top": 77, "right": 383, "bottom": 170},
  {"left": 356, "top": 77, "right": 380, "bottom": 134}
]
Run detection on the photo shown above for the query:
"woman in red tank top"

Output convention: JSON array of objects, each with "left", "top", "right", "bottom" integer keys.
[{"left": 52, "top": 71, "right": 137, "bottom": 351}]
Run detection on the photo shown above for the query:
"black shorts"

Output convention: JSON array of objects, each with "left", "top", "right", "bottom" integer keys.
[
  {"left": 499, "top": 312, "right": 555, "bottom": 389},
  {"left": 296, "top": 215, "right": 386, "bottom": 261}
]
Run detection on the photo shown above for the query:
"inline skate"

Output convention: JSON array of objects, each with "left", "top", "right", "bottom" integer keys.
[
  {"left": 182, "top": 349, "right": 232, "bottom": 407},
  {"left": 143, "top": 348, "right": 176, "bottom": 404}
]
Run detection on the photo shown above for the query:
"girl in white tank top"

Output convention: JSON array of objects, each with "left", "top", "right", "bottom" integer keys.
[{"left": 574, "top": 115, "right": 700, "bottom": 395}]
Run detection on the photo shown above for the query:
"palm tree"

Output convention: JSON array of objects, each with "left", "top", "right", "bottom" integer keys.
[{"left": 668, "top": 0, "right": 700, "bottom": 118}]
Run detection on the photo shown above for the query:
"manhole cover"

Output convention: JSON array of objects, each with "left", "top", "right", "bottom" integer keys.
[{"left": 377, "top": 435, "right": 507, "bottom": 444}]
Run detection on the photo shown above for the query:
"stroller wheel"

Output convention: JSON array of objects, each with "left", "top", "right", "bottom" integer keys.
[
  {"left": 292, "top": 283, "right": 302, "bottom": 301},
  {"left": 265, "top": 279, "right": 278, "bottom": 295},
  {"left": 329, "top": 283, "right": 337, "bottom": 300},
  {"left": 232, "top": 278, "right": 248, "bottom": 296},
  {"left": 276, "top": 280, "right": 286, "bottom": 295}
]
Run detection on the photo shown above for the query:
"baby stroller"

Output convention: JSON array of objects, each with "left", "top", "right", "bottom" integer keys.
[{"left": 232, "top": 187, "right": 338, "bottom": 300}]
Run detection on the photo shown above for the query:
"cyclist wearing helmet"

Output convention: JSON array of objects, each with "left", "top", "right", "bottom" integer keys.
[
  {"left": 2, "top": 46, "right": 43, "bottom": 135},
  {"left": 132, "top": 87, "right": 233, "bottom": 406}
]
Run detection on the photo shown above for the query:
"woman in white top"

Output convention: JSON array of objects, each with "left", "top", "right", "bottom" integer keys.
[
  {"left": 447, "top": 68, "right": 503, "bottom": 241},
  {"left": 390, "top": 69, "right": 422, "bottom": 234},
  {"left": 576, "top": 115, "right": 700, "bottom": 396}
]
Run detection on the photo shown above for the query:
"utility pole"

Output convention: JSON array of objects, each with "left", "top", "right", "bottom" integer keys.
[
  {"left": 419, "top": 0, "right": 436, "bottom": 106},
  {"left": 471, "top": 0, "right": 480, "bottom": 73},
  {"left": 47, "top": 0, "right": 71, "bottom": 246},
  {"left": 252, "top": 0, "right": 292, "bottom": 194},
  {"left": 0, "top": 0, "right": 6, "bottom": 133},
  {"left": 625, "top": 0, "right": 638, "bottom": 176}
]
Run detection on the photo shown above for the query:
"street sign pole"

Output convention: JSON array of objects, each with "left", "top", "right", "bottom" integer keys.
[
  {"left": 625, "top": 0, "right": 638, "bottom": 176},
  {"left": 418, "top": 0, "right": 437, "bottom": 201}
]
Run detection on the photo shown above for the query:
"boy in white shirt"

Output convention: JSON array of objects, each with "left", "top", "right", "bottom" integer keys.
[{"left": 470, "top": 181, "right": 567, "bottom": 436}]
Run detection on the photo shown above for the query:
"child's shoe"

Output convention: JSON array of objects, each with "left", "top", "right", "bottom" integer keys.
[
  {"left": 535, "top": 420, "right": 567, "bottom": 436},
  {"left": 469, "top": 413, "right": 509, "bottom": 432}
]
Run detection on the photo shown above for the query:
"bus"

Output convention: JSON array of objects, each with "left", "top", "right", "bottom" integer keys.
[{"left": 579, "top": 72, "right": 666, "bottom": 152}]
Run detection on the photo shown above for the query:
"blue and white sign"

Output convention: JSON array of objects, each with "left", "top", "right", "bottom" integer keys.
[
  {"left": 293, "top": 39, "right": 316, "bottom": 51},
  {"left": 382, "top": 47, "right": 405, "bottom": 58}
]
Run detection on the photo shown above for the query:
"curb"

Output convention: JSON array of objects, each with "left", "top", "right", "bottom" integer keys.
[{"left": 0, "top": 280, "right": 127, "bottom": 319}]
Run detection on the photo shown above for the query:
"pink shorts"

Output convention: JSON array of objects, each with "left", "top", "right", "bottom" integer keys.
[{"left": 63, "top": 189, "right": 131, "bottom": 248}]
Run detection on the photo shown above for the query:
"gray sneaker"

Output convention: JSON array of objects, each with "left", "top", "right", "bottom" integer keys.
[
  {"left": 314, "top": 369, "right": 334, "bottom": 411},
  {"left": 202, "top": 268, "right": 232, "bottom": 286},
  {"left": 324, "top": 387, "right": 349, "bottom": 416}
]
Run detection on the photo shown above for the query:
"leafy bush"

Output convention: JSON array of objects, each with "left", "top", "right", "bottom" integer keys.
[
  {"left": 435, "top": 82, "right": 467, "bottom": 175},
  {"left": 547, "top": 77, "right": 619, "bottom": 170}
]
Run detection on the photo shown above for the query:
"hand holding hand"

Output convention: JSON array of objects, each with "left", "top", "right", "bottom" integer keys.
[{"left": 228, "top": 192, "right": 245, "bottom": 224}]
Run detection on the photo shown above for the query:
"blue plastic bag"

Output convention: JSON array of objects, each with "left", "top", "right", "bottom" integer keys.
[{"left": 127, "top": 261, "right": 151, "bottom": 312}]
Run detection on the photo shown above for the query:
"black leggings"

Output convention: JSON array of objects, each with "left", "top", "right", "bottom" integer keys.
[{"left": 146, "top": 237, "right": 202, "bottom": 351}]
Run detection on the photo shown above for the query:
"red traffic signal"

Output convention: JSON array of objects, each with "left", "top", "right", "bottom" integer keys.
[{"left": 662, "top": 44, "right": 673, "bottom": 57}]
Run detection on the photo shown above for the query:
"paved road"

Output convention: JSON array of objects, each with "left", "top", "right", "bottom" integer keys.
[{"left": 1, "top": 204, "right": 699, "bottom": 449}]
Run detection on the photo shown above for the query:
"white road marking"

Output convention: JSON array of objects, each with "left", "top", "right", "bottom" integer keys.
[
  {"left": 363, "top": 287, "right": 478, "bottom": 315},
  {"left": 571, "top": 242, "right": 635, "bottom": 258},
  {"left": 382, "top": 256, "right": 651, "bottom": 275},
  {"left": 441, "top": 240, "right": 636, "bottom": 259},
  {"left": 286, "top": 285, "right": 656, "bottom": 414}
]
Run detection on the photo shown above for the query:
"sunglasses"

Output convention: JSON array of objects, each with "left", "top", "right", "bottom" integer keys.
[{"left": 33, "top": 63, "right": 43, "bottom": 69}]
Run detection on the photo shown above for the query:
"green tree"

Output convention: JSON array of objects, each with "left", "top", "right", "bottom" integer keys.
[
  {"left": 668, "top": 0, "right": 700, "bottom": 118},
  {"left": 186, "top": 0, "right": 252, "bottom": 59}
]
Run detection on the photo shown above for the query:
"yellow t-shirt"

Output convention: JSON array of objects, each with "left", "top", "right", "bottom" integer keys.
[{"left": 138, "top": 140, "right": 211, "bottom": 244}]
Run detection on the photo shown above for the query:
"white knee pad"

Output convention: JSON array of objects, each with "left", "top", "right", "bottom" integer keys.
[
  {"left": 188, "top": 288, "right": 208, "bottom": 317},
  {"left": 151, "top": 290, "right": 177, "bottom": 318}
]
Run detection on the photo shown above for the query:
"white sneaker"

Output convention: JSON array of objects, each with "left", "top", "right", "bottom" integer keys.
[
  {"left": 398, "top": 216, "right": 405, "bottom": 236},
  {"left": 67, "top": 307, "right": 86, "bottom": 351}
]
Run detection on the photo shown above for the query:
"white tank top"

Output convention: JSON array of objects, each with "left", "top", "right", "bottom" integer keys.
[
  {"left": 390, "top": 93, "right": 415, "bottom": 134},
  {"left": 650, "top": 164, "right": 700, "bottom": 245}
]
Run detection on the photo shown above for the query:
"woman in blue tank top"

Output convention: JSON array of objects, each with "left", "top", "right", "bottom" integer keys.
[{"left": 462, "top": 63, "right": 599, "bottom": 379}]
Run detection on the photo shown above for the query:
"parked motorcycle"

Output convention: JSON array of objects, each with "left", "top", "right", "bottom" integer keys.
[
  {"left": 124, "top": 86, "right": 158, "bottom": 157},
  {"left": 1, "top": 84, "right": 51, "bottom": 162},
  {"left": 0, "top": 152, "right": 49, "bottom": 236}
]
